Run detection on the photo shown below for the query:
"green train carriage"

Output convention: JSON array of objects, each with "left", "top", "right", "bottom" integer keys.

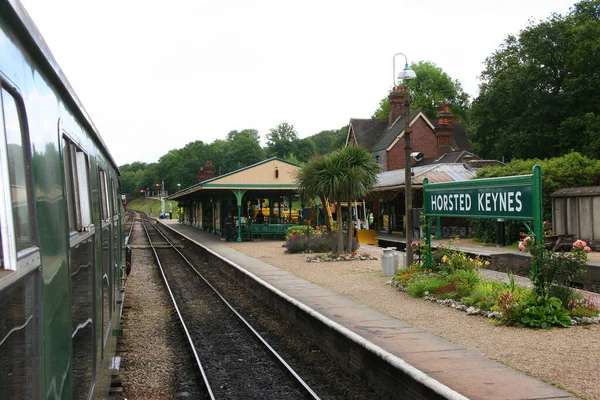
[{"left": 0, "top": 0, "right": 126, "bottom": 398}]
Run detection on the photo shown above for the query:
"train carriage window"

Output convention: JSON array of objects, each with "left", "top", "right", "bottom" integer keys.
[
  {"left": 111, "top": 179, "right": 118, "bottom": 217},
  {"left": 62, "top": 138, "right": 92, "bottom": 233},
  {"left": 99, "top": 168, "right": 110, "bottom": 222},
  {"left": 0, "top": 86, "right": 40, "bottom": 399},
  {"left": 0, "top": 87, "right": 35, "bottom": 271}
]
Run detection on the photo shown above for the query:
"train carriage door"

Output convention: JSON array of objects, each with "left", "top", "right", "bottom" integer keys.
[
  {"left": 98, "top": 167, "right": 112, "bottom": 350},
  {"left": 110, "top": 177, "right": 120, "bottom": 310},
  {"left": 0, "top": 85, "right": 41, "bottom": 399},
  {"left": 61, "top": 134, "right": 96, "bottom": 399}
]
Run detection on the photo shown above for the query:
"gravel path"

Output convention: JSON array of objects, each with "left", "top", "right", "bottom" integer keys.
[{"left": 226, "top": 240, "right": 600, "bottom": 400}]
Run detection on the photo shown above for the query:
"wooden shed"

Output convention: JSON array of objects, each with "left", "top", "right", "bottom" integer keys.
[{"left": 551, "top": 186, "right": 600, "bottom": 245}]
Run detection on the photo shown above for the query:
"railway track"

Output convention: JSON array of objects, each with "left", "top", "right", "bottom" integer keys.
[{"left": 139, "top": 214, "right": 321, "bottom": 399}]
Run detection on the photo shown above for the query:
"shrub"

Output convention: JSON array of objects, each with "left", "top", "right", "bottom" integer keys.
[
  {"left": 497, "top": 290, "right": 571, "bottom": 328},
  {"left": 306, "top": 234, "right": 332, "bottom": 253},
  {"left": 284, "top": 226, "right": 330, "bottom": 253},
  {"left": 432, "top": 282, "right": 461, "bottom": 299},
  {"left": 438, "top": 250, "right": 488, "bottom": 274},
  {"left": 519, "top": 233, "right": 589, "bottom": 299},
  {"left": 469, "top": 218, "right": 525, "bottom": 245},
  {"left": 406, "top": 276, "right": 447, "bottom": 298},
  {"left": 517, "top": 297, "right": 572, "bottom": 329},
  {"left": 568, "top": 295, "right": 599, "bottom": 318},
  {"left": 470, "top": 281, "right": 505, "bottom": 311},
  {"left": 284, "top": 236, "right": 309, "bottom": 254},
  {"left": 285, "top": 225, "right": 327, "bottom": 241}
]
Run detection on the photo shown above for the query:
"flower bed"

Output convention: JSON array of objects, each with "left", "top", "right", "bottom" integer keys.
[{"left": 389, "top": 238, "right": 600, "bottom": 328}]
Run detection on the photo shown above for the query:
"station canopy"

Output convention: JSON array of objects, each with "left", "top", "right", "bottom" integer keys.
[{"left": 168, "top": 157, "right": 301, "bottom": 202}]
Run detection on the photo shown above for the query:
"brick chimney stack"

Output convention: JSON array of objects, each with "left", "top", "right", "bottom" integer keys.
[
  {"left": 436, "top": 104, "right": 454, "bottom": 156},
  {"left": 199, "top": 160, "right": 216, "bottom": 183},
  {"left": 388, "top": 86, "right": 408, "bottom": 126}
]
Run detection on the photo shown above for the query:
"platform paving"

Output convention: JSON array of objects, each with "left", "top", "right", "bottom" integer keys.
[{"left": 160, "top": 220, "right": 577, "bottom": 400}]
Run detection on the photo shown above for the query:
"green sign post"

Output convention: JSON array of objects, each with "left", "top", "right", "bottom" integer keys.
[{"left": 423, "top": 165, "right": 543, "bottom": 276}]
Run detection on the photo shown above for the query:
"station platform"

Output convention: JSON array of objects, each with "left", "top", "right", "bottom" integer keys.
[{"left": 159, "top": 220, "right": 577, "bottom": 400}]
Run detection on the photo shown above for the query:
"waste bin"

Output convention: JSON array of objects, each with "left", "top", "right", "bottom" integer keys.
[{"left": 381, "top": 248, "right": 396, "bottom": 276}]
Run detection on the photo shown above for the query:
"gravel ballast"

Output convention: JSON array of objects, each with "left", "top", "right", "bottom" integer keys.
[{"left": 226, "top": 240, "right": 600, "bottom": 400}]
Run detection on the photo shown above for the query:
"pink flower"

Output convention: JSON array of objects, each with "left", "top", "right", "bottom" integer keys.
[
  {"left": 523, "top": 236, "right": 532, "bottom": 244},
  {"left": 518, "top": 242, "right": 526, "bottom": 251},
  {"left": 584, "top": 246, "right": 591, "bottom": 253}
]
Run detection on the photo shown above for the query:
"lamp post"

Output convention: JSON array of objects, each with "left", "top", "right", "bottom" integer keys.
[{"left": 393, "top": 53, "right": 417, "bottom": 266}]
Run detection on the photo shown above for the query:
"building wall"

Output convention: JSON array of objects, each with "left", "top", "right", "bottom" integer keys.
[
  {"left": 386, "top": 118, "right": 437, "bottom": 171},
  {"left": 373, "top": 149, "right": 387, "bottom": 172}
]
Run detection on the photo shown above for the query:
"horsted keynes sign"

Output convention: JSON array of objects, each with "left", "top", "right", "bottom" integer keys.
[
  {"left": 424, "top": 166, "right": 542, "bottom": 221},
  {"left": 423, "top": 165, "right": 543, "bottom": 275},
  {"left": 422, "top": 165, "right": 544, "bottom": 271}
]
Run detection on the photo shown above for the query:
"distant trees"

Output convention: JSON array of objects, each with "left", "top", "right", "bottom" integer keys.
[
  {"left": 373, "top": 61, "right": 470, "bottom": 122},
  {"left": 310, "top": 126, "right": 348, "bottom": 155},
  {"left": 476, "top": 152, "right": 600, "bottom": 220},
  {"left": 266, "top": 122, "right": 299, "bottom": 159},
  {"left": 470, "top": 0, "right": 600, "bottom": 161}
]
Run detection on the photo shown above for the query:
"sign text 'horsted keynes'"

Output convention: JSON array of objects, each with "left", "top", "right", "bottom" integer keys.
[
  {"left": 422, "top": 165, "right": 543, "bottom": 272},
  {"left": 423, "top": 165, "right": 542, "bottom": 221}
]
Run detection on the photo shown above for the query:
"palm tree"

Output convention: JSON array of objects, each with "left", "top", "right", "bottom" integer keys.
[
  {"left": 296, "top": 145, "right": 380, "bottom": 255},
  {"left": 296, "top": 152, "right": 346, "bottom": 255},
  {"left": 337, "top": 144, "right": 380, "bottom": 253}
]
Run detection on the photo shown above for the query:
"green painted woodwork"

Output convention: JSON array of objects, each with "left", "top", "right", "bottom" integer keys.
[
  {"left": 232, "top": 190, "right": 246, "bottom": 242},
  {"left": 424, "top": 174, "right": 535, "bottom": 219},
  {"left": 422, "top": 165, "right": 543, "bottom": 271}
]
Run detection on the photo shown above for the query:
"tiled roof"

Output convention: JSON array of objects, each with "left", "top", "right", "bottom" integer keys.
[
  {"left": 373, "top": 163, "right": 476, "bottom": 191},
  {"left": 350, "top": 110, "right": 422, "bottom": 152},
  {"left": 349, "top": 119, "right": 387, "bottom": 151}
]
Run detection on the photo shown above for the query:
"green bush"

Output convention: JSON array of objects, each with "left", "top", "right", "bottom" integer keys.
[
  {"left": 475, "top": 152, "right": 600, "bottom": 221},
  {"left": 469, "top": 218, "right": 527, "bottom": 245},
  {"left": 469, "top": 281, "right": 505, "bottom": 311},
  {"left": 567, "top": 295, "right": 599, "bottom": 318},
  {"left": 406, "top": 276, "right": 446, "bottom": 298}
]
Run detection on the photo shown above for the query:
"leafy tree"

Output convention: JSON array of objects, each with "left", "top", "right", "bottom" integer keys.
[
  {"left": 290, "top": 137, "right": 316, "bottom": 163},
  {"left": 373, "top": 61, "right": 470, "bottom": 122},
  {"left": 266, "top": 122, "right": 299, "bottom": 158},
  {"left": 208, "top": 139, "right": 231, "bottom": 175},
  {"left": 471, "top": 0, "right": 600, "bottom": 161},
  {"left": 226, "top": 129, "right": 260, "bottom": 142},
  {"left": 475, "top": 152, "right": 600, "bottom": 220},
  {"left": 308, "top": 126, "right": 348, "bottom": 155},
  {"left": 225, "top": 133, "right": 265, "bottom": 170}
]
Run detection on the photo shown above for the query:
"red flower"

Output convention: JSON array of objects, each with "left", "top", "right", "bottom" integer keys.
[{"left": 482, "top": 297, "right": 487, "bottom": 302}]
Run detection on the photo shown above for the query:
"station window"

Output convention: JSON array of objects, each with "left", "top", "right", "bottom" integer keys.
[
  {"left": 0, "top": 87, "right": 35, "bottom": 271},
  {"left": 63, "top": 138, "right": 92, "bottom": 233},
  {"left": 98, "top": 168, "right": 110, "bottom": 222}
]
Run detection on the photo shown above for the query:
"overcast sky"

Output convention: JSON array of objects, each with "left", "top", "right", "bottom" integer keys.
[{"left": 19, "top": 0, "right": 576, "bottom": 166}]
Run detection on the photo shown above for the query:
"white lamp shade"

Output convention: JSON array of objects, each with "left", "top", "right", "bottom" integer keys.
[{"left": 397, "top": 65, "right": 417, "bottom": 80}]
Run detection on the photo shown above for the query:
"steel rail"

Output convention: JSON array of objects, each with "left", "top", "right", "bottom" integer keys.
[
  {"left": 139, "top": 216, "right": 216, "bottom": 400},
  {"left": 148, "top": 218, "right": 321, "bottom": 400}
]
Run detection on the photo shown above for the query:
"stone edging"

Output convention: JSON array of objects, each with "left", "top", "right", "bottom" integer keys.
[{"left": 389, "top": 281, "right": 600, "bottom": 326}]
